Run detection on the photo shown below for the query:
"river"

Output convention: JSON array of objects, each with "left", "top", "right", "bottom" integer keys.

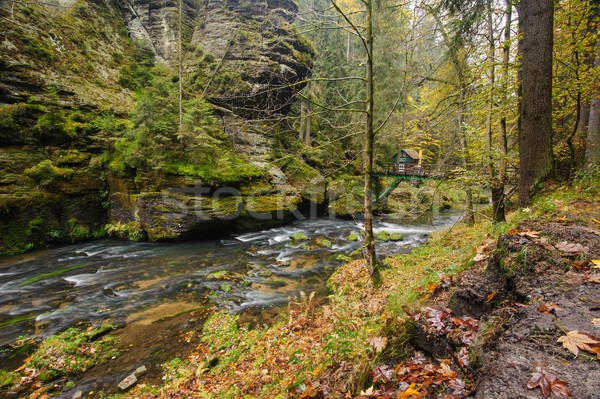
[{"left": 0, "top": 211, "right": 460, "bottom": 394}]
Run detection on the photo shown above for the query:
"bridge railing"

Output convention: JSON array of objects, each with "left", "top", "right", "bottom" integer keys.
[{"left": 384, "top": 163, "right": 432, "bottom": 177}]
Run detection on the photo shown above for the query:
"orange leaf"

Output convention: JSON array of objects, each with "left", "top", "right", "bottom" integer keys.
[
  {"left": 527, "top": 368, "right": 572, "bottom": 397},
  {"left": 538, "top": 303, "right": 561, "bottom": 314},
  {"left": 397, "top": 383, "right": 421, "bottom": 398},
  {"left": 518, "top": 230, "right": 540, "bottom": 238},
  {"left": 425, "top": 281, "right": 437, "bottom": 293},
  {"left": 486, "top": 291, "right": 496, "bottom": 303},
  {"left": 507, "top": 228, "right": 519, "bottom": 235}
]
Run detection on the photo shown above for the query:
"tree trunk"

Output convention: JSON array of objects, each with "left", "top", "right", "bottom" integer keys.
[
  {"left": 458, "top": 92, "right": 475, "bottom": 226},
  {"left": 494, "top": 0, "right": 512, "bottom": 223},
  {"left": 363, "top": 0, "right": 377, "bottom": 276},
  {"left": 299, "top": 101, "right": 306, "bottom": 141},
  {"left": 517, "top": 0, "right": 554, "bottom": 206},
  {"left": 305, "top": 105, "right": 311, "bottom": 147},
  {"left": 178, "top": 0, "right": 183, "bottom": 137},
  {"left": 485, "top": 0, "right": 504, "bottom": 222},
  {"left": 429, "top": 7, "right": 475, "bottom": 225},
  {"left": 586, "top": 43, "right": 600, "bottom": 169}
]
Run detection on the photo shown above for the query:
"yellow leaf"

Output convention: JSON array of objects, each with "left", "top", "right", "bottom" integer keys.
[
  {"left": 397, "top": 383, "right": 421, "bottom": 398},
  {"left": 557, "top": 330, "right": 599, "bottom": 356},
  {"left": 591, "top": 260, "right": 600, "bottom": 269},
  {"left": 440, "top": 362, "right": 457, "bottom": 378}
]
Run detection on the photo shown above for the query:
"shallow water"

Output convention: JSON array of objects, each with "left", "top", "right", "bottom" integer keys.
[{"left": 0, "top": 212, "right": 461, "bottom": 350}]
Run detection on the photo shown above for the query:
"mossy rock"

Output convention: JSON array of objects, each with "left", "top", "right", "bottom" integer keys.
[
  {"left": 315, "top": 237, "right": 333, "bottom": 248},
  {"left": 290, "top": 232, "right": 308, "bottom": 241},
  {"left": 331, "top": 253, "right": 353, "bottom": 263},
  {"left": 346, "top": 232, "right": 359, "bottom": 242},
  {"left": 327, "top": 175, "right": 364, "bottom": 217},
  {"left": 207, "top": 271, "right": 230, "bottom": 280},
  {"left": 377, "top": 231, "right": 404, "bottom": 242}
]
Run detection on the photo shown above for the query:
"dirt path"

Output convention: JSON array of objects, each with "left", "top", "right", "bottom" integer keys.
[{"left": 414, "top": 200, "right": 600, "bottom": 398}]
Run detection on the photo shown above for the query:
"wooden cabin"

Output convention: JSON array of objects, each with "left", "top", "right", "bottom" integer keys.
[
  {"left": 387, "top": 149, "right": 425, "bottom": 176},
  {"left": 392, "top": 149, "right": 422, "bottom": 165}
]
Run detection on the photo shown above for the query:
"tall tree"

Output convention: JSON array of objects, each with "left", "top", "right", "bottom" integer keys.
[
  {"left": 517, "top": 0, "right": 555, "bottom": 205},
  {"left": 329, "top": 0, "right": 377, "bottom": 274},
  {"left": 495, "top": 0, "right": 513, "bottom": 222},
  {"left": 587, "top": 44, "right": 600, "bottom": 168}
]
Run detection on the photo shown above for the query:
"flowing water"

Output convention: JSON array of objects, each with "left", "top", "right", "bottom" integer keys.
[{"left": 0, "top": 212, "right": 461, "bottom": 394}]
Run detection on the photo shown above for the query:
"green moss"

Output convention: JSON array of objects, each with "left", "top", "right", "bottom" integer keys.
[
  {"left": 245, "top": 193, "right": 298, "bottom": 214},
  {"left": 0, "top": 314, "right": 38, "bottom": 328},
  {"left": 315, "top": 238, "right": 333, "bottom": 248},
  {"left": 22, "top": 35, "right": 55, "bottom": 62},
  {"left": 290, "top": 232, "right": 309, "bottom": 241},
  {"left": 346, "top": 233, "right": 359, "bottom": 242},
  {"left": 0, "top": 370, "right": 18, "bottom": 390},
  {"left": 376, "top": 231, "right": 404, "bottom": 242},
  {"left": 25, "top": 160, "right": 75, "bottom": 182},
  {"left": 276, "top": 156, "right": 324, "bottom": 202},
  {"left": 25, "top": 326, "right": 119, "bottom": 382},
  {"left": 331, "top": 253, "right": 353, "bottom": 262},
  {"left": 328, "top": 175, "right": 364, "bottom": 216},
  {"left": 19, "top": 264, "right": 86, "bottom": 286},
  {"left": 207, "top": 271, "right": 230, "bottom": 280}
]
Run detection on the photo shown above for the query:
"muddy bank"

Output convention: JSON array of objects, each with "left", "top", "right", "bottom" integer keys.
[{"left": 412, "top": 205, "right": 600, "bottom": 398}]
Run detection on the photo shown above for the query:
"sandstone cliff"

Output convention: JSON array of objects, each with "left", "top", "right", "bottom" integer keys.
[{"left": 0, "top": 0, "right": 321, "bottom": 254}]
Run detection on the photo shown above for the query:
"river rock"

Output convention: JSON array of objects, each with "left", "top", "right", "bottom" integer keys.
[
  {"left": 117, "top": 374, "right": 138, "bottom": 391},
  {"left": 72, "top": 391, "right": 83, "bottom": 399},
  {"left": 134, "top": 365, "right": 147, "bottom": 377}
]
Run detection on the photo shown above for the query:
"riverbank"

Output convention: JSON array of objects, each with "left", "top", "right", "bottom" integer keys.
[
  {"left": 0, "top": 211, "right": 462, "bottom": 398},
  {"left": 3, "top": 173, "right": 598, "bottom": 398},
  {"left": 98, "top": 173, "right": 596, "bottom": 399}
]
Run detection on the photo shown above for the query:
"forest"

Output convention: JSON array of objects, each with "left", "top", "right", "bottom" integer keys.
[{"left": 0, "top": 0, "right": 599, "bottom": 398}]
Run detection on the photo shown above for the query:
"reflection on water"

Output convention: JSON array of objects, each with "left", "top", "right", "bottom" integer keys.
[{"left": 0, "top": 212, "right": 461, "bottom": 348}]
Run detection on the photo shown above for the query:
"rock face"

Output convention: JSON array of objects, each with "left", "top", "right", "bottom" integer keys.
[{"left": 0, "top": 0, "right": 319, "bottom": 254}]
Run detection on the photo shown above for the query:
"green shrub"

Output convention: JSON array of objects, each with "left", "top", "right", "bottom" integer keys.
[{"left": 106, "top": 221, "right": 146, "bottom": 241}]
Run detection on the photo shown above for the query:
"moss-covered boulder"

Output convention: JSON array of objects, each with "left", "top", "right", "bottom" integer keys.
[
  {"left": 0, "top": 0, "right": 315, "bottom": 253},
  {"left": 327, "top": 175, "right": 364, "bottom": 217}
]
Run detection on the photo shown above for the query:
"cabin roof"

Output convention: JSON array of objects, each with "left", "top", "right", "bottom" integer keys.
[{"left": 401, "top": 149, "right": 421, "bottom": 160}]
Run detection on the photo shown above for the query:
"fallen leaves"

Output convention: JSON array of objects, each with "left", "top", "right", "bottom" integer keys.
[
  {"left": 506, "top": 228, "right": 540, "bottom": 238},
  {"left": 588, "top": 274, "right": 600, "bottom": 284},
  {"left": 368, "top": 336, "right": 388, "bottom": 353},
  {"left": 538, "top": 303, "right": 561, "bottom": 314},
  {"left": 555, "top": 241, "right": 589, "bottom": 256},
  {"left": 518, "top": 230, "right": 541, "bottom": 238},
  {"left": 526, "top": 368, "right": 572, "bottom": 398},
  {"left": 557, "top": 330, "right": 599, "bottom": 357}
]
